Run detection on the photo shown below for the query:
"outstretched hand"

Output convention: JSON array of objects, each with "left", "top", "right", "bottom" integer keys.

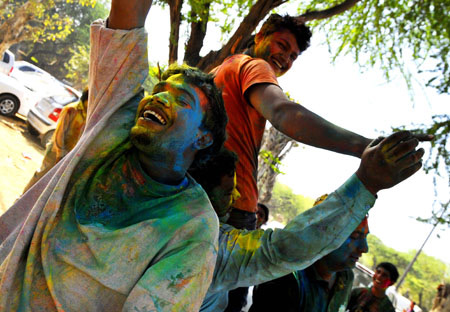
[{"left": 356, "top": 131, "right": 431, "bottom": 195}]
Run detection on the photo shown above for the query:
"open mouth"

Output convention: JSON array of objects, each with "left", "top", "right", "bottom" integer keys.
[
  {"left": 272, "top": 58, "right": 284, "bottom": 71},
  {"left": 141, "top": 108, "right": 167, "bottom": 125}
]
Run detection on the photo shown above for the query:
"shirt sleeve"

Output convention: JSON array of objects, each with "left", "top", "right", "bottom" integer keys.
[
  {"left": 239, "top": 57, "right": 279, "bottom": 98},
  {"left": 208, "top": 174, "right": 375, "bottom": 292},
  {"left": 86, "top": 20, "right": 148, "bottom": 134}
]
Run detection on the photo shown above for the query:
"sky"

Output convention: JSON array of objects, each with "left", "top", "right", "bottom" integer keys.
[{"left": 143, "top": 5, "right": 450, "bottom": 266}]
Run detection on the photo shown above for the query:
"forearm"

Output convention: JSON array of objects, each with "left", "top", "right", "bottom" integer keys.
[
  {"left": 272, "top": 102, "right": 371, "bottom": 158},
  {"left": 209, "top": 174, "right": 375, "bottom": 291},
  {"left": 86, "top": 20, "right": 148, "bottom": 128},
  {"left": 108, "top": 0, "right": 152, "bottom": 30}
]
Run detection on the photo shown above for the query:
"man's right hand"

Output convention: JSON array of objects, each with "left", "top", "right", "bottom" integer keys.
[{"left": 355, "top": 131, "right": 429, "bottom": 195}]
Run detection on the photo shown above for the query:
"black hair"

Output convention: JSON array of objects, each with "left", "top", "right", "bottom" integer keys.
[
  {"left": 161, "top": 63, "right": 228, "bottom": 167},
  {"left": 80, "top": 87, "right": 89, "bottom": 103},
  {"left": 257, "top": 203, "right": 269, "bottom": 222},
  {"left": 258, "top": 14, "right": 312, "bottom": 53},
  {"left": 376, "top": 262, "right": 399, "bottom": 283},
  {"left": 188, "top": 148, "right": 238, "bottom": 194}
]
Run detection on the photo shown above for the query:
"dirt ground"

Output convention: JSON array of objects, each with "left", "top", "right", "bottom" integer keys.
[{"left": 0, "top": 115, "right": 44, "bottom": 215}]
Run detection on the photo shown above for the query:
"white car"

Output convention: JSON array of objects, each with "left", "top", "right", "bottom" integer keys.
[
  {"left": 0, "top": 50, "right": 15, "bottom": 76},
  {"left": 0, "top": 60, "right": 73, "bottom": 117},
  {"left": 0, "top": 73, "right": 38, "bottom": 117}
]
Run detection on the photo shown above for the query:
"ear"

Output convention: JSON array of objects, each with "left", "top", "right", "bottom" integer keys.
[
  {"left": 193, "top": 130, "right": 213, "bottom": 150},
  {"left": 255, "top": 31, "right": 263, "bottom": 44}
]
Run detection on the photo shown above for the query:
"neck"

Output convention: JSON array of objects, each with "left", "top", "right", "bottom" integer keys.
[
  {"left": 313, "top": 260, "right": 334, "bottom": 282},
  {"left": 244, "top": 47, "right": 255, "bottom": 57},
  {"left": 371, "top": 286, "right": 386, "bottom": 298},
  {"left": 137, "top": 149, "right": 192, "bottom": 185}
]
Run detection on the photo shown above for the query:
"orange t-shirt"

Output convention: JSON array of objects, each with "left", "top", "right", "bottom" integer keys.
[{"left": 212, "top": 54, "right": 279, "bottom": 213}]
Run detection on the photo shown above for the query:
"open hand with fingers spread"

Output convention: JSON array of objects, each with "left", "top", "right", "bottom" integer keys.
[{"left": 355, "top": 131, "right": 431, "bottom": 195}]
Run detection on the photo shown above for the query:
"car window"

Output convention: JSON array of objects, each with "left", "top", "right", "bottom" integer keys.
[
  {"left": 19, "top": 65, "right": 37, "bottom": 72},
  {"left": 2, "top": 53, "right": 10, "bottom": 63},
  {"left": 51, "top": 90, "right": 78, "bottom": 105}
]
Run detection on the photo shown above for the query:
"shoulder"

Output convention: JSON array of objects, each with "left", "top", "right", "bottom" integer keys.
[{"left": 215, "top": 54, "right": 273, "bottom": 74}]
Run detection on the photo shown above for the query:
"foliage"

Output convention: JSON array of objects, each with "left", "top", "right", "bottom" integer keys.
[
  {"left": 10, "top": 0, "right": 108, "bottom": 89},
  {"left": 268, "top": 182, "right": 314, "bottom": 223},
  {"left": 259, "top": 150, "right": 285, "bottom": 175},
  {"left": 0, "top": 0, "right": 97, "bottom": 55},
  {"left": 300, "top": 0, "right": 450, "bottom": 94},
  {"left": 360, "top": 235, "right": 450, "bottom": 310},
  {"left": 393, "top": 115, "right": 450, "bottom": 227},
  {"left": 64, "top": 45, "right": 90, "bottom": 89}
]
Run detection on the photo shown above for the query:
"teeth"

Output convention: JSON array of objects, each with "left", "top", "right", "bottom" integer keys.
[
  {"left": 273, "top": 59, "right": 283, "bottom": 69},
  {"left": 143, "top": 109, "right": 166, "bottom": 125}
]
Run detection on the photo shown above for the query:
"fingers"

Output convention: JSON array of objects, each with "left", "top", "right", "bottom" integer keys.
[
  {"left": 368, "top": 136, "right": 385, "bottom": 147},
  {"left": 378, "top": 131, "right": 413, "bottom": 153},
  {"left": 396, "top": 147, "right": 425, "bottom": 168},
  {"left": 398, "top": 159, "right": 423, "bottom": 183},
  {"left": 385, "top": 137, "right": 419, "bottom": 162},
  {"left": 414, "top": 134, "right": 434, "bottom": 142}
]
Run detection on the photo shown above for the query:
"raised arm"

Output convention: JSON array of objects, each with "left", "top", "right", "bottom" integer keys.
[
  {"left": 108, "top": 0, "right": 153, "bottom": 30},
  {"left": 247, "top": 83, "right": 372, "bottom": 158},
  {"left": 208, "top": 131, "right": 428, "bottom": 292}
]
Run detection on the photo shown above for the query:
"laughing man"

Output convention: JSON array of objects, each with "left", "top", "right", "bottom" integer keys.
[{"left": 0, "top": 0, "right": 227, "bottom": 311}]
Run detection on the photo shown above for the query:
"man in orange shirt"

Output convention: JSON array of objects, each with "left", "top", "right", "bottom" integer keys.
[{"left": 212, "top": 14, "right": 372, "bottom": 231}]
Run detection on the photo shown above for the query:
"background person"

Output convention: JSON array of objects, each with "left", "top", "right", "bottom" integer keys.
[
  {"left": 250, "top": 216, "right": 370, "bottom": 312},
  {"left": 23, "top": 88, "right": 89, "bottom": 192},
  {"left": 347, "top": 262, "right": 400, "bottom": 312}
]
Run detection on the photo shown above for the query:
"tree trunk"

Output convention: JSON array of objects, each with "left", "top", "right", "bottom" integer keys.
[
  {"left": 257, "top": 126, "right": 296, "bottom": 204},
  {"left": 168, "top": 0, "right": 183, "bottom": 64},
  {"left": 184, "top": 1, "right": 211, "bottom": 66},
  {"left": 0, "top": 1, "right": 34, "bottom": 55},
  {"left": 196, "top": 0, "right": 287, "bottom": 71},
  {"left": 195, "top": 0, "right": 362, "bottom": 71}
]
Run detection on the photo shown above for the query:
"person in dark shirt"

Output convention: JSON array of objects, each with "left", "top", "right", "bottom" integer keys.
[
  {"left": 347, "top": 262, "right": 399, "bottom": 312},
  {"left": 250, "top": 214, "right": 370, "bottom": 312}
]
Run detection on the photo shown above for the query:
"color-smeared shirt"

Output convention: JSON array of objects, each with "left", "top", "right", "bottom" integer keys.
[
  {"left": 200, "top": 174, "right": 375, "bottom": 311},
  {"left": 348, "top": 287, "right": 396, "bottom": 312},
  {"left": 250, "top": 266, "right": 354, "bottom": 312},
  {"left": 0, "top": 20, "right": 218, "bottom": 312},
  {"left": 211, "top": 54, "right": 279, "bottom": 213}
]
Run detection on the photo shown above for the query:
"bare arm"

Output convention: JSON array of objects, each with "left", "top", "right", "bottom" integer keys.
[
  {"left": 108, "top": 0, "right": 153, "bottom": 30},
  {"left": 247, "top": 83, "right": 372, "bottom": 158}
]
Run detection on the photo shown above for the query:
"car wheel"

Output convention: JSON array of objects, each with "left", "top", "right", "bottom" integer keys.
[
  {"left": 0, "top": 94, "right": 20, "bottom": 116},
  {"left": 41, "top": 130, "right": 55, "bottom": 147},
  {"left": 27, "top": 121, "right": 39, "bottom": 136}
]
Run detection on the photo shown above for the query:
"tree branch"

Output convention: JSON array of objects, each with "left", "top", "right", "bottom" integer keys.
[
  {"left": 196, "top": 0, "right": 287, "bottom": 71},
  {"left": 196, "top": 0, "right": 362, "bottom": 71},
  {"left": 184, "top": 1, "right": 211, "bottom": 66},
  {"left": 168, "top": 0, "right": 183, "bottom": 64},
  {"left": 296, "top": 0, "right": 362, "bottom": 23}
]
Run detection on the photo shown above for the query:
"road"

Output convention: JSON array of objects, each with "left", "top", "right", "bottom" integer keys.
[{"left": 0, "top": 115, "right": 44, "bottom": 215}]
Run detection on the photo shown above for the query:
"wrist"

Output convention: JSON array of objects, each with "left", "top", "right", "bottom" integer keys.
[{"left": 355, "top": 170, "right": 379, "bottom": 196}]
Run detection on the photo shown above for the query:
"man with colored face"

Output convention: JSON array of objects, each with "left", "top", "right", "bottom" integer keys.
[
  {"left": 347, "top": 262, "right": 399, "bottom": 312},
  {"left": 250, "top": 217, "right": 370, "bottom": 312},
  {"left": 0, "top": 0, "right": 228, "bottom": 311},
  {"left": 212, "top": 13, "right": 376, "bottom": 238},
  {"left": 190, "top": 130, "right": 427, "bottom": 312}
]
